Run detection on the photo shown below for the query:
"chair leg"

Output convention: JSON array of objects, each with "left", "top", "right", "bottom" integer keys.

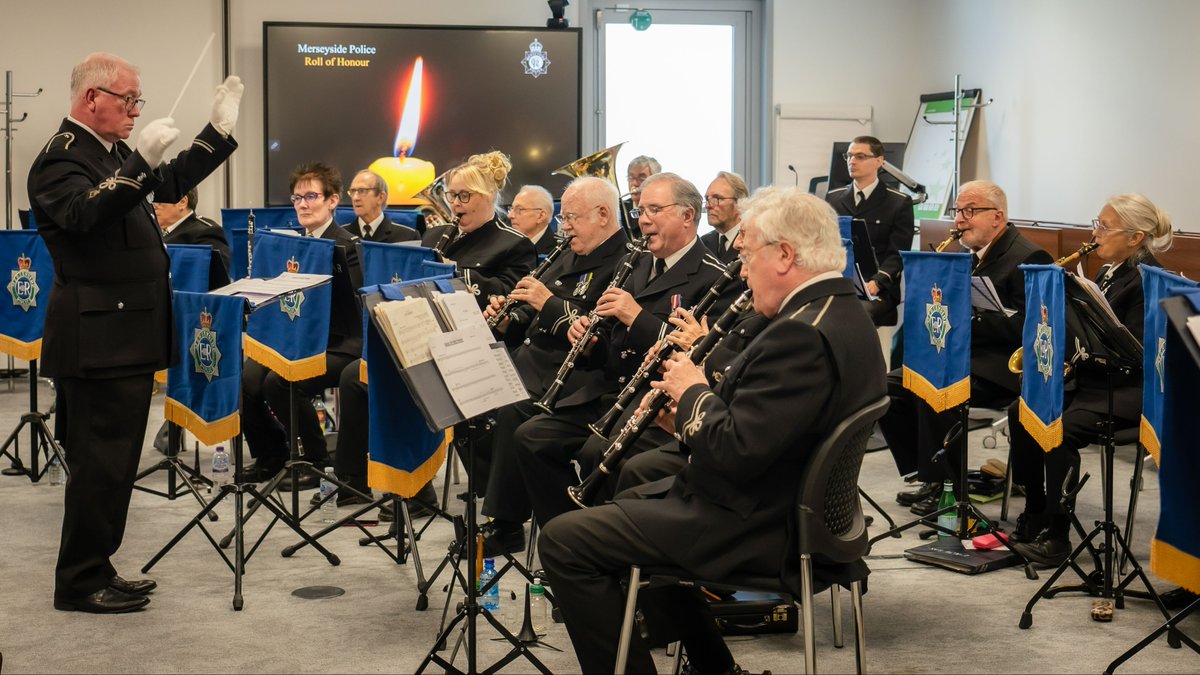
[
  {"left": 615, "top": 566, "right": 642, "bottom": 675},
  {"left": 851, "top": 580, "right": 866, "bottom": 675},
  {"left": 801, "top": 555, "right": 817, "bottom": 674},
  {"left": 831, "top": 584, "right": 844, "bottom": 648},
  {"left": 1120, "top": 446, "right": 1148, "bottom": 575}
]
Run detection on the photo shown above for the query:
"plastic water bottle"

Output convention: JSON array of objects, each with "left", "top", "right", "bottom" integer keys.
[
  {"left": 319, "top": 467, "right": 338, "bottom": 523},
  {"left": 480, "top": 558, "right": 500, "bottom": 613},
  {"left": 47, "top": 455, "right": 64, "bottom": 486},
  {"left": 210, "top": 446, "right": 229, "bottom": 493},
  {"left": 529, "top": 577, "right": 548, "bottom": 634},
  {"left": 936, "top": 480, "right": 958, "bottom": 539}
]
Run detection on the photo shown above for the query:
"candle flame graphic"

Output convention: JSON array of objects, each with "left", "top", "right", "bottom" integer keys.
[{"left": 394, "top": 57, "right": 423, "bottom": 158}]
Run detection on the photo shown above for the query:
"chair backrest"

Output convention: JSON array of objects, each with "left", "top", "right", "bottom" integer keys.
[{"left": 796, "top": 396, "right": 890, "bottom": 564}]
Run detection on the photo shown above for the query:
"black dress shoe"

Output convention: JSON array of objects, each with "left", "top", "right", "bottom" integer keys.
[
  {"left": 108, "top": 575, "right": 156, "bottom": 596},
  {"left": 909, "top": 493, "right": 939, "bottom": 516},
  {"left": 482, "top": 524, "right": 527, "bottom": 557},
  {"left": 239, "top": 460, "right": 283, "bottom": 483},
  {"left": 897, "top": 482, "right": 939, "bottom": 506},
  {"left": 1159, "top": 586, "right": 1199, "bottom": 610},
  {"left": 309, "top": 489, "right": 374, "bottom": 507},
  {"left": 1012, "top": 532, "right": 1071, "bottom": 567},
  {"left": 1009, "top": 513, "right": 1047, "bottom": 544},
  {"left": 54, "top": 587, "right": 150, "bottom": 614},
  {"left": 278, "top": 471, "right": 321, "bottom": 492}
]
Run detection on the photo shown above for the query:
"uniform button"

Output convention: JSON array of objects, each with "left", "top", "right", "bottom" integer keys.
[
  {"left": 618, "top": 376, "right": 627, "bottom": 384},
  {"left": 554, "top": 280, "right": 562, "bottom": 286},
  {"left": 523, "top": 339, "right": 531, "bottom": 345},
  {"left": 117, "top": 302, "right": 125, "bottom": 310}
]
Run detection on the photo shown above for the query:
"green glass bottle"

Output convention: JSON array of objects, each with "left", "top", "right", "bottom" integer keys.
[{"left": 936, "top": 480, "right": 958, "bottom": 539}]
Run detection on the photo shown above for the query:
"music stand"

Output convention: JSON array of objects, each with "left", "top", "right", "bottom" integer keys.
[
  {"left": 1018, "top": 275, "right": 1172, "bottom": 629},
  {"left": 359, "top": 282, "right": 550, "bottom": 674},
  {"left": 0, "top": 359, "right": 67, "bottom": 483}
]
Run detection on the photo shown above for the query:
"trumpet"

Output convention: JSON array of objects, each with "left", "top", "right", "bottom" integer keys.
[
  {"left": 934, "top": 228, "right": 964, "bottom": 253},
  {"left": 568, "top": 288, "right": 754, "bottom": 508},
  {"left": 486, "top": 234, "right": 574, "bottom": 330},
  {"left": 588, "top": 258, "right": 743, "bottom": 438},
  {"left": 1008, "top": 240, "right": 1100, "bottom": 374},
  {"left": 534, "top": 237, "right": 647, "bottom": 414}
]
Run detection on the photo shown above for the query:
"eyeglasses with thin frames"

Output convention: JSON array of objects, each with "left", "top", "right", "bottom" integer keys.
[
  {"left": 446, "top": 190, "right": 475, "bottom": 204},
  {"left": 509, "top": 206, "right": 544, "bottom": 217},
  {"left": 704, "top": 195, "right": 736, "bottom": 207},
  {"left": 290, "top": 191, "right": 326, "bottom": 205},
  {"left": 843, "top": 152, "right": 879, "bottom": 162},
  {"left": 346, "top": 188, "right": 380, "bottom": 197},
  {"left": 554, "top": 204, "right": 601, "bottom": 226},
  {"left": 629, "top": 203, "right": 682, "bottom": 219},
  {"left": 737, "top": 240, "right": 778, "bottom": 264},
  {"left": 1091, "top": 218, "right": 1133, "bottom": 235},
  {"left": 947, "top": 206, "right": 997, "bottom": 219},
  {"left": 95, "top": 87, "right": 146, "bottom": 112}
]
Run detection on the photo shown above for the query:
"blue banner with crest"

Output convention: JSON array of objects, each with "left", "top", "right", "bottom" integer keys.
[
  {"left": 358, "top": 240, "right": 437, "bottom": 287},
  {"left": 0, "top": 230, "right": 53, "bottom": 360},
  {"left": 1139, "top": 265, "right": 1199, "bottom": 461},
  {"left": 1017, "top": 265, "right": 1066, "bottom": 451},
  {"left": 165, "top": 291, "right": 244, "bottom": 445},
  {"left": 900, "top": 251, "right": 973, "bottom": 412}
]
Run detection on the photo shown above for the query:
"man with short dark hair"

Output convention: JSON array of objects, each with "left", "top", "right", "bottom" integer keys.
[
  {"left": 154, "top": 188, "right": 232, "bottom": 273},
  {"left": 824, "top": 135, "right": 915, "bottom": 326},
  {"left": 344, "top": 169, "right": 418, "bottom": 242}
]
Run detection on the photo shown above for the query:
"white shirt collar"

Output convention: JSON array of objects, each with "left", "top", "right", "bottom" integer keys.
[
  {"left": 778, "top": 270, "right": 843, "bottom": 312},
  {"left": 308, "top": 219, "right": 334, "bottom": 239},
  {"left": 162, "top": 210, "right": 194, "bottom": 236},
  {"left": 854, "top": 178, "right": 880, "bottom": 201},
  {"left": 67, "top": 115, "right": 113, "bottom": 153},
  {"left": 659, "top": 237, "right": 699, "bottom": 273},
  {"left": 718, "top": 223, "right": 741, "bottom": 245},
  {"left": 528, "top": 225, "right": 550, "bottom": 246},
  {"left": 359, "top": 213, "right": 385, "bottom": 231}
]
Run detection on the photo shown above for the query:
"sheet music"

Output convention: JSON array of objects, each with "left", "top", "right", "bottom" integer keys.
[
  {"left": 210, "top": 272, "right": 331, "bottom": 308},
  {"left": 374, "top": 297, "right": 442, "bottom": 368},
  {"left": 433, "top": 291, "right": 494, "bottom": 342},
  {"left": 429, "top": 330, "right": 527, "bottom": 418},
  {"left": 970, "top": 276, "right": 1016, "bottom": 317},
  {"left": 852, "top": 264, "right": 877, "bottom": 302},
  {"left": 1072, "top": 274, "right": 1122, "bottom": 325}
]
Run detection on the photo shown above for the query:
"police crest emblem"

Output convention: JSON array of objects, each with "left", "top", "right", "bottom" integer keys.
[
  {"left": 1034, "top": 303, "right": 1054, "bottom": 382},
  {"left": 924, "top": 284, "right": 951, "bottom": 353},
  {"left": 521, "top": 38, "right": 551, "bottom": 78},
  {"left": 279, "top": 255, "right": 305, "bottom": 320},
  {"left": 7, "top": 253, "right": 39, "bottom": 312},
  {"left": 189, "top": 307, "right": 222, "bottom": 382}
]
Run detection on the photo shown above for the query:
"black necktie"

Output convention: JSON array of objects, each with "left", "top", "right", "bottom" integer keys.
[
  {"left": 856, "top": 190, "right": 865, "bottom": 206},
  {"left": 110, "top": 144, "right": 121, "bottom": 161},
  {"left": 653, "top": 258, "right": 666, "bottom": 280},
  {"left": 718, "top": 235, "right": 728, "bottom": 254},
  {"left": 971, "top": 253, "right": 981, "bottom": 270},
  {"left": 362, "top": 224, "right": 372, "bottom": 240}
]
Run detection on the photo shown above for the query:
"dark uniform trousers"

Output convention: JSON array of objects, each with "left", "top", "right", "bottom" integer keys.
[
  {"left": 1007, "top": 398, "right": 1117, "bottom": 518},
  {"left": 334, "top": 358, "right": 370, "bottom": 492}
]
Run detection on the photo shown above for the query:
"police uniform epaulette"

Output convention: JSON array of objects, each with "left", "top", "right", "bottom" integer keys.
[
  {"left": 827, "top": 185, "right": 851, "bottom": 194},
  {"left": 42, "top": 132, "right": 76, "bottom": 154}
]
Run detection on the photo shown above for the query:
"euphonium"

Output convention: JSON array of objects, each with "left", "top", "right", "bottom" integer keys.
[
  {"left": 588, "top": 258, "right": 743, "bottom": 438},
  {"left": 534, "top": 237, "right": 647, "bottom": 414},
  {"left": 551, "top": 143, "right": 636, "bottom": 238},
  {"left": 568, "top": 288, "right": 754, "bottom": 508},
  {"left": 1008, "top": 240, "right": 1100, "bottom": 374},
  {"left": 486, "top": 234, "right": 574, "bottom": 330},
  {"left": 414, "top": 171, "right": 461, "bottom": 259},
  {"left": 934, "top": 228, "right": 964, "bottom": 253}
]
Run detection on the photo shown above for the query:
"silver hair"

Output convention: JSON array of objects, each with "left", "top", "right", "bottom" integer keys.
[
  {"left": 354, "top": 170, "right": 389, "bottom": 195},
  {"left": 70, "top": 52, "right": 137, "bottom": 101},
  {"left": 566, "top": 176, "right": 620, "bottom": 225},
  {"left": 714, "top": 171, "right": 750, "bottom": 200},
  {"left": 740, "top": 186, "right": 845, "bottom": 275},
  {"left": 639, "top": 172, "right": 701, "bottom": 226},
  {"left": 1107, "top": 193, "right": 1174, "bottom": 254},
  {"left": 518, "top": 184, "right": 555, "bottom": 214},
  {"left": 628, "top": 155, "right": 662, "bottom": 175},
  {"left": 957, "top": 180, "right": 1008, "bottom": 214}
]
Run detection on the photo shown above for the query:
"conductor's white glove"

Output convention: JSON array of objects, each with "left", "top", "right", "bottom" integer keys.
[
  {"left": 135, "top": 117, "right": 180, "bottom": 167},
  {"left": 210, "top": 75, "right": 243, "bottom": 137}
]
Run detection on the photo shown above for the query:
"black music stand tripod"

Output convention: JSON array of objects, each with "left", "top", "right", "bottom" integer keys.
[
  {"left": 132, "top": 421, "right": 216, "bottom": 514},
  {"left": 0, "top": 359, "right": 67, "bottom": 483}
]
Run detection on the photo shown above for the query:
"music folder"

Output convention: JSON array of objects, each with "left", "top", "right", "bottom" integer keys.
[{"left": 849, "top": 218, "right": 879, "bottom": 279}]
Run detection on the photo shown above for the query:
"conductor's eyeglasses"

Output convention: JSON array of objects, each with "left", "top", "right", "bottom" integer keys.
[
  {"left": 446, "top": 191, "right": 475, "bottom": 204},
  {"left": 843, "top": 152, "right": 879, "bottom": 161},
  {"left": 289, "top": 192, "right": 324, "bottom": 204},
  {"left": 95, "top": 87, "right": 146, "bottom": 112},
  {"left": 947, "top": 206, "right": 997, "bottom": 219}
]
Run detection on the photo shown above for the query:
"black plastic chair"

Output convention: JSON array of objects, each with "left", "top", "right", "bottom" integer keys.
[{"left": 614, "top": 396, "right": 891, "bottom": 674}]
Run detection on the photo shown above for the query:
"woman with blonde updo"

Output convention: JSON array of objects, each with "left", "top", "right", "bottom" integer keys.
[
  {"left": 421, "top": 150, "right": 536, "bottom": 308},
  {"left": 1009, "top": 193, "right": 1172, "bottom": 568}
]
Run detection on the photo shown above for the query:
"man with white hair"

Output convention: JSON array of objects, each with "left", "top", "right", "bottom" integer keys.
[
  {"left": 29, "top": 52, "right": 241, "bottom": 614},
  {"left": 539, "top": 187, "right": 887, "bottom": 673},
  {"left": 507, "top": 184, "right": 557, "bottom": 256}
]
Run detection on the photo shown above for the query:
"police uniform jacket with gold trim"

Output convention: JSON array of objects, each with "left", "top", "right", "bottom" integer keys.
[
  {"left": 825, "top": 182, "right": 915, "bottom": 313},
  {"left": 554, "top": 240, "right": 739, "bottom": 409},
  {"left": 508, "top": 230, "right": 630, "bottom": 397},
  {"left": 28, "top": 119, "right": 237, "bottom": 378},
  {"left": 421, "top": 217, "right": 536, "bottom": 308},
  {"left": 969, "top": 224, "right": 1053, "bottom": 395},
  {"left": 616, "top": 276, "right": 886, "bottom": 583}
]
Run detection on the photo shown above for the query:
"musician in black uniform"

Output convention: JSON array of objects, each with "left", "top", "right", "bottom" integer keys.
[
  {"left": 420, "top": 151, "right": 536, "bottom": 309},
  {"left": 879, "top": 181, "right": 1052, "bottom": 513},
  {"left": 539, "top": 187, "right": 887, "bottom": 673},
  {"left": 511, "top": 173, "right": 739, "bottom": 530},
  {"left": 154, "top": 188, "right": 231, "bottom": 275},
  {"left": 467, "top": 177, "right": 630, "bottom": 553},
  {"left": 240, "top": 162, "right": 364, "bottom": 490},
  {"left": 621, "top": 155, "right": 660, "bottom": 235},
  {"left": 699, "top": 170, "right": 748, "bottom": 264},
  {"left": 506, "top": 184, "right": 558, "bottom": 257},
  {"left": 29, "top": 52, "right": 240, "bottom": 613},
  {"left": 824, "top": 136, "right": 915, "bottom": 326},
  {"left": 1010, "top": 193, "right": 1172, "bottom": 564},
  {"left": 343, "top": 169, "right": 419, "bottom": 242}
]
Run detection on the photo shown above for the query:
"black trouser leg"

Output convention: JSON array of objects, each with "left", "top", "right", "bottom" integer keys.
[{"left": 334, "top": 359, "right": 369, "bottom": 490}]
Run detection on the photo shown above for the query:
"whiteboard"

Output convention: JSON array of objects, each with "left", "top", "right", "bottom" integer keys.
[
  {"left": 773, "top": 104, "right": 872, "bottom": 190},
  {"left": 903, "top": 90, "right": 981, "bottom": 221}
]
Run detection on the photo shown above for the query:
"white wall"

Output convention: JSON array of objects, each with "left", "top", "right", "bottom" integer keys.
[
  {"left": 771, "top": 0, "right": 1200, "bottom": 229},
  {"left": 4, "top": 1, "right": 1198, "bottom": 230}
]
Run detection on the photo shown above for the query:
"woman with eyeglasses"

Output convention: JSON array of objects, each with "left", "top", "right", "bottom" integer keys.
[
  {"left": 420, "top": 150, "right": 537, "bottom": 308},
  {"left": 1009, "top": 193, "right": 1173, "bottom": 569}
]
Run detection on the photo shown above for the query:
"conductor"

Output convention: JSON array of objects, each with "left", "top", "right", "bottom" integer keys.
[{"left": 28, "top": 52, "right": 241, "bottom": 613}]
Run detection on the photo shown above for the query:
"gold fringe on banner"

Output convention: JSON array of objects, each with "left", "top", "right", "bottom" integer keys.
[
  {"left": 243, "top": 335, "right": 326, "bottom": 382},
  {"left": 1140, "top": 416, "right": 1161, "bottom": 465},
  {"left": 359, "top": 358, "right": 368, "bottom": 385},
  {"left": 1018, "top": 398, "right": 1063, "bottom": 452},
  {"left": 902, "top": 366, "right": 970, "bottom": 413},
  {"left": 164, "top": 397, "right": 240, "bottom": 446},
  {"left": 0, "top": 335, "right": 41, "bottom": 361},
  {"left": 1151, "top": 539, "right": 1200, "bottom": 594},
  {"left": 367, "top": 429, "right": 452, "bottom": 499},
  {"left": 154, "top": 369, "right": 167, "bottom": 385}
]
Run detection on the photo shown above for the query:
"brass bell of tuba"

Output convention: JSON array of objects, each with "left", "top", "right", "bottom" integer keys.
[
  {"left": 551, "top": 142, "right": 636, "bottom": 237},
  {"left": 412, "top": 170, "right": 457, "bottom": 229}
]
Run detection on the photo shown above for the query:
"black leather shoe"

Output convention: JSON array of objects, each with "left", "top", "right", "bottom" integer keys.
[
  {"left": 239, "top": 460, "right": 283, "bottom": 483},
  {"left": 1010, "top": 513, "right": 1047, "bottom": 544},
  {"left": 897, "top": 482, "right": 939, "bottom": 506},
  {"left": 278, "top": 471, "right": 321, "bottom": 492},
  {"left": 108, "top": 575, "right": 156, "bottom": 596},
  {"left": 54, "top": 587, "right": 150, "bottom": 613},
  {"left": 482, "top": 523, "right": 527, "bottom": 557},
  {"left": 1159, "top": 586, "right": 1199, "bottom": 610},
  {"left": 909, "top": 493, "right": 939, "bottom": 516},
  {"left": 1012, "top": 533, "right": 1071, "bottom": 567},
  {"left": 309, "top": 489, "right": 374, "bottom": 507}
]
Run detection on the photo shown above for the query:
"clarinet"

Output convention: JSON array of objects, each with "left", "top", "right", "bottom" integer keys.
[
  {"left": 568, "top": 288, "right": 754, "bottom": 508},
  {"left": 588, "top": 258, "right": 743, "bottom": 438},
  {"left": 486, "top": 234, "right": 574, "bottom": 330},
  {"left": 245, "top": 209, "right": 255, "bottom": 278},
  {"left": 533, "top": 237, "right": 647, "bottom": 414},
  {"left": 431, "top": 223, "right": 462, "bottom": 261}
]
